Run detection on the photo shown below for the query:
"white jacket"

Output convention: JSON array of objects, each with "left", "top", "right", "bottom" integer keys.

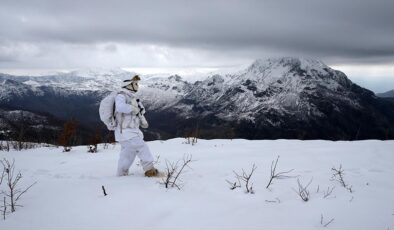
[{"left": 114, "top": 89, "right": 144, "bottom": 142}]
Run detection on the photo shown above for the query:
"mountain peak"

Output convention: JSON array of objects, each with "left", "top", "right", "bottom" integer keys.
[
  {"left": 248, "top": 57, "right": 327, "bottom": 71},
  {"left": 168, "top": 74, "right": 183, "bottom": 82}
]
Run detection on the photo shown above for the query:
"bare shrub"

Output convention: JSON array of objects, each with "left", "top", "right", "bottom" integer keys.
[
  {"left": 161, "top": 155, "right": 193, "bottom": 190},
  {"left": 184, "top": 136, "right": 198, "bottom": 145},
  {"left": 233, "top": 164, "right": 257, "bottom": 194},
  {"left": 0, "top": 166, "right": 4, "bottom": 186},
  {"left": 183, "top": 124, "right": 199, "bottom": 145},
  {"left": 1, "top": 141, "right": 41, "bottom": 152},
  {"left": 320, "top": 214, "right": 335, "bottom": 227},
  {"left": 2, "top": 197, "right": 6, "bottom": 220},
  {"left": 266, "top": 155, "right": 295, "bottom": 189},
  {"left": 57, "top": 119, "right": 78, "bottom": 152},
  {"left": 293, "top": 178, "right": 313, "bottom": 202},
  {"left": 87, "top": 128, "right": 101, "bottom": 153},
  {"left": 331, "top": 165, "right": 353, "bottom": 193},
  {"left": 0, "top": 158, "right": 36, "bottom": 217},
  {"left": 0, "top": 141, "right": 10, "bottom": 152},
  {"left": 226, "top": 175, "right": 242, "bottom": 190},
  {"left": 323, "top": 186, "right": 336, "bottom": 199}
]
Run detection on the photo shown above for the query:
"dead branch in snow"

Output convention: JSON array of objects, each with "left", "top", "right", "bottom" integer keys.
[
  {"left": 0, "top": 166, "right": 4, "bottom": 186},
  {"left": 293, "top": 178, "right": 313, "bottom": 202},
  {"left": 102, "top": 186, "right": 108, "bottom": 196},
  {"left": 323, "top": 186, "right": 335, "bottom": 199},
  {"left": 2, "top": 197, "right": 7, "bottom": 220},
  {"left": 320, "top": 214, "right": 335, "bottom": 227},
  {"left": 226, "top": 175, "right": 242, "bottom": 190},
  {"left": 161, "top": 154, "right": 193, "bottom": 190},
  {"left": 234, "top": 164, "right": 257, "bottom": 194},
  {"left": 266, "top": 155, "right": 295, "bottom": 189},
  {"left": 0, "top": 158, "right": 36, "bottom": 213},
  {"left": 331, "top": 165, "right": 353, "bottom": 193}
]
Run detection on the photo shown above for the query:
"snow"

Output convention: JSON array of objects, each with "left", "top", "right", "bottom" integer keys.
[
  {"left": 22, "top": 80, "right": 40, "bottom": 87},
  {"left": 1, "top": 139, "right": 394, "bottom": 230}
]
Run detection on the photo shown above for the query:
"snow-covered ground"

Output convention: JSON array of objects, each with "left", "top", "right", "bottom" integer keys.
[{"left": 0, "top": 139, "right": 393, "bottom": 230}]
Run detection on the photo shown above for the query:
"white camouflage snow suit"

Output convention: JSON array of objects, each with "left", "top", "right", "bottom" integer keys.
[{"left": 114, "top": 88, "right": 155, "bottom": 176}]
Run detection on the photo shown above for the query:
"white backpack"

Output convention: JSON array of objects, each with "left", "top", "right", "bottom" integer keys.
[{"left": 99, "top": 91, "right": 119, "bottom": 131}]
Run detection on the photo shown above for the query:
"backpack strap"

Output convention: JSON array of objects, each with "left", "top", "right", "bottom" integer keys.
[{"left": 115, "top": 91, "right": 127, "bottom": 134}]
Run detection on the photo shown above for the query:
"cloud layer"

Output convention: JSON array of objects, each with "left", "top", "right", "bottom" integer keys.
[{"left": 1, "top": 0, "right": 394, "bottom": 69}]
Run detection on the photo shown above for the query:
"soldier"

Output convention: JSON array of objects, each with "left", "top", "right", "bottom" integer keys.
[{"left": 114, "top": 75, "right": 158, "bottom": 177}]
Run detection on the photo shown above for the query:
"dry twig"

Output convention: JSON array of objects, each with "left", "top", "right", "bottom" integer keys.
[
  {"left": 323, "top": 186, "right": 335, "bottom": 199},
  {"left": 0, "top": 158, "right": 36, "bottom": 213},
  {"left": 293, "top": 178, "right": 313, "bottom": 202},
  {"left": 102, "top": 186, "right": 108, "bottom": 196},
  {"left": 266, "top": 156, "right": 295, "bottom": 189},
  {"left": 234, "top": 164, "right": 257, "bottom": 194},
  {"left": 226, "top": 177, "right": 241, "bottom": 190},
  {"left": 320, "top": 214, "right": 335, "bottom": 227},
  {"left": 161, "top": 155, "right": 193, "bottom": 190},
  {"left": 331, "top": 165, "right": 353, "bottom": 193}
]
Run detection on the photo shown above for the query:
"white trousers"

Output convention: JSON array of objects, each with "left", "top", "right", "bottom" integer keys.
[{"left": 117, "top": 137, "right": 154, "bottom": 176}]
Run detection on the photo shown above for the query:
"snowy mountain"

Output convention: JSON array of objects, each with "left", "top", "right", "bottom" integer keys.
[
  {"left": 1, "top": 57, "right": 394, "bottom": 141},
  {"left": 168, "top": 57, "right": 356, "bottom": 121},
  {"left": 143, "top": 57, "right": 394, "bottom": 140}
]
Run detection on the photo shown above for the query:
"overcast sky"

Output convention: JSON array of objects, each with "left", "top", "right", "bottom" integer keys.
[{"left": 0, "top": 0, "right": 393, "bottom": 92}]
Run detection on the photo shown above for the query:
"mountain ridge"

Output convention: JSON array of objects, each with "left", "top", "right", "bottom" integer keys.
[
  {"left": 377, "top": 89, "right": 394, "bottom": 98},
  {"left": 0, "top": 57, "right": 393, "bottom": 142}
]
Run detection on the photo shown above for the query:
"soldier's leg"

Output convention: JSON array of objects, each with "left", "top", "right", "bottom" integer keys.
[
  {"left": 134, "top": 137, "right": 155, "bottom": 171},
  {"left": 116, "top": 140, "right": 138, "bottom": 176}
]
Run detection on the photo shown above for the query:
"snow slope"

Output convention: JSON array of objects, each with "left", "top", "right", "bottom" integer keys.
[{"left": 1, "top": 139, "right": 393, "bottom": 230}]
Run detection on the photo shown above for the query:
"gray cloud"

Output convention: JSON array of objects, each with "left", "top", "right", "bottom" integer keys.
[{"left": 0, "top": 0, "right": 394, "bottom": 68}]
